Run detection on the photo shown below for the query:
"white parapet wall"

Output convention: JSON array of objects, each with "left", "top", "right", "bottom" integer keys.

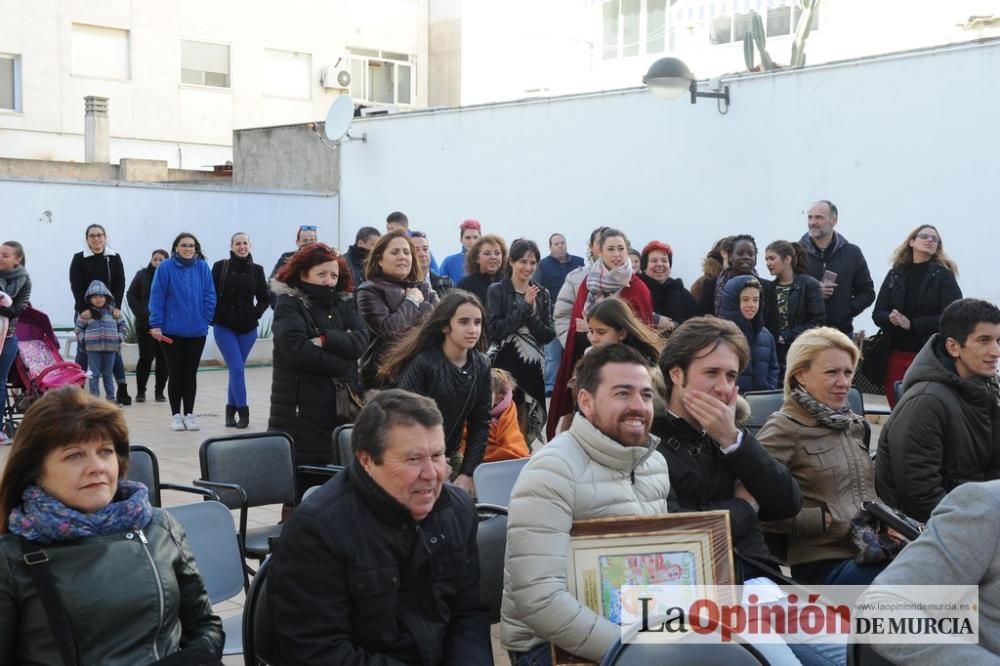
[{"left": 339, "top": 39, "right": 1000, "bottom": 335}]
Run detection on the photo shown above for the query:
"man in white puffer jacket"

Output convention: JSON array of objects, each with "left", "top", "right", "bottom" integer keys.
[{"left": 501, "top": 343, "right": 671, "bottom": 664}]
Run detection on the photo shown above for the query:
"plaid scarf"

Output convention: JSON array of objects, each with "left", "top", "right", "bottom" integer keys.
[{"left": 585, "top": 260, "right": 634, "bottom": 314}]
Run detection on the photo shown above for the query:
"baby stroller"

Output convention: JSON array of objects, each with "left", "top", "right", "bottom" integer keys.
[{"left": 3, "top": 306, "right": 87, "bottom": 436}]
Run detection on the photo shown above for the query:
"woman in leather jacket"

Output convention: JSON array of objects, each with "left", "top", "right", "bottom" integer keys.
[
  {"left": 486, "top": 239, "right": 555, "bottom": 445},
  {"left": 268, "top": 243, "right": 368, "bottom": 493},
  {"left": 379, "top": 291, "right": 491, "bottom": 495},
  {"left": 0, "top": 387, "right": 223, "bottom": 665},
  {"left": 356, "top": 230, "right": 436, "bottom": 390},
  {"left": 872, "top": 225, "right": 962, "bottom": 407}
]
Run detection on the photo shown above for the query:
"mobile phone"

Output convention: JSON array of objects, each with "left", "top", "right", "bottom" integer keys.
[
  {"left": 822, "top": 270, "right": 838, "bottom": 285},
  {"left": 862, "top": 499, "right": 924, "bottom": 541},
  {"left": 159, "top": 334, "right": 174, "bottom": 344}
]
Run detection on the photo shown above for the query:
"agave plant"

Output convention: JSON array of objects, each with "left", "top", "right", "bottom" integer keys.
[
  {"left": 258, "top": 313, "right": 273, "bottom": 339},
  {"left": 121, "top": 307, "right": 138, "bottom": 344}
]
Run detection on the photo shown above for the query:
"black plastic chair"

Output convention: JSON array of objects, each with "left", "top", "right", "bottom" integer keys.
[
  {"left": 600, "top": 638, "right": 769, "bottom": 665},
  {"left": 243, "top": 556, "right": 276, "bottom": 666},
  {"left": 195, "top": 433, "right": 303, "bottom": 565},
  {"left": 847, "top": 641, "right": 894, "bottom": 666},
  {"left": 743, "top": 390, "right": 785, "bottom": 437},
  {"left": 331, "top": 423, "right": 354, "bottom": 466},
  {"left": 126, "top": 445, "right": 216, "bottom": 507},
  {"left": 167, "top": 500, "right": 247, "bottom": 656},
  {"left": 476, "top": 503, "right": 508, "bottom": 624}
]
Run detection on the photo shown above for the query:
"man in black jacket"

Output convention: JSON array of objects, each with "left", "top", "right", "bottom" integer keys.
[
  {"left": 799, "top": 200, "right": 875, "bottom": 337},
  {"left": 270, "top": 389, "right": 492, "bottom": 665},
  {"left": 346, "top": 226, "right": 380, "bottom": 287},
  {"left": 653, "top": 316, "right": 801, "bottom": 580},
  {"left": 875, "top": 298, "right": 1000, "bottom": 522},
  {"left": 69, "top": 223, "right": 130, "bottom": 404}
]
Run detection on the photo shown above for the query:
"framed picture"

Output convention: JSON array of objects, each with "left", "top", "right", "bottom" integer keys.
[{"left": 551, "top": 511, "right": 736, "bottom": 666}]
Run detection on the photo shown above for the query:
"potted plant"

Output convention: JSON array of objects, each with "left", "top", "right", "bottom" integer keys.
[
  {"left": 246, "top": 314, "right": 274, "bottom": 366},
  {"left": 120, "top": 307, "right": 141, "bottom": 372}
]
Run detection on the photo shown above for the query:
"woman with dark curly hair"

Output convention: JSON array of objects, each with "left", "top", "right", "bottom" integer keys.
[
  {"left": 457, "top": 234, "right": 507, "bottom": 312},
  {"left": 269, "top": 243, "right": 368, "bottom": 492}
]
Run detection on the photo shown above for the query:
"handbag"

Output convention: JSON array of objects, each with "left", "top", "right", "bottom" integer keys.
[
  {"left": 849, "top": 500, "right": 924, "bottom": 564},
  {"left": 859, "top": 329, "right": 890, "bottom": 390}
]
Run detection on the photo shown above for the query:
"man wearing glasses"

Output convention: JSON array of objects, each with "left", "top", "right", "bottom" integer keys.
[
  {"left": 268, "top": 225, "right": 319, "bottom": 307},
  {"left": 799, "top": 199, "right": 875, "bottom": 338}
]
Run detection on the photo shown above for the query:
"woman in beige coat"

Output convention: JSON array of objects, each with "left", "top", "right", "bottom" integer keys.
[{"left": 757, "top": 327, "right": 887, "bottom": 585}]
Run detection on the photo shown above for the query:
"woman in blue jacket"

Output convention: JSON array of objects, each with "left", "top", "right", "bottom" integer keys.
[{"left": 150, "top": 233, "right": 216, "bottom": 432}]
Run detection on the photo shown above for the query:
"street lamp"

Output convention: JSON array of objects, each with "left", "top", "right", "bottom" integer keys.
[{"left": 642, "top": 57, "right": 730, "bottom": 111}]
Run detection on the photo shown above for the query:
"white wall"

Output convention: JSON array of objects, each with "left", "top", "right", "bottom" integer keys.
[
  {"left": 0, "top": 178, "right": 338, "bottom": 336},
  {"left": 339, "top": 40, "right": 1000, "bottom": 335}
]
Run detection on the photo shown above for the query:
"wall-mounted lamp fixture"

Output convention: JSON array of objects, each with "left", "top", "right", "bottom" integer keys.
[{"left": 642, "top": 57, "right": 730, "bottom": 114}]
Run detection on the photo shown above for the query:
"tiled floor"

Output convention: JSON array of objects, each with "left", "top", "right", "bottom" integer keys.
[{"left": 0, "top": 365, "right": 887, "bottom": 665}]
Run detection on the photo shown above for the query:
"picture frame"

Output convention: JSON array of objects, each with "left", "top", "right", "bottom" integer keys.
[{"left": 551, "top": 511, "right": 736, "bottom": 666}]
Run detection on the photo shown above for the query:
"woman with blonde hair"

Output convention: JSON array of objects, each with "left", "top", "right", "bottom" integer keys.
[
  {"left": 0, "top": 387, "right": 222, "bottom": 663},
  {"left": 757, "top": 327, "right": 888, "bottom": 585},
  {"left": 871, "top": 224, "right": 961, "bottom": 406}
]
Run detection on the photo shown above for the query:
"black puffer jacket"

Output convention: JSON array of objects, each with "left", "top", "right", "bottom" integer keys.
[
  {"left": 126, "top": 264, "right": 156, "bottom": 331},
  {"left": 653, "top": 414, "right": 802, "bottom": 568},
  {"left": 800, "top": 232, "right": 875, "bottom": 335},
  {"left": 429, "top": 271, "right": 454, "bottom": 299},
  {"left": 764, "top": 273, "right": 826, "bottom": 364},
  {"left": 875, "top": 334, "right": 1000, "bottom": 522},
  {"left": 211, "top": 253, "right": 269, "bottom": 333},
  {"left": 638, "top": 274, "right": 699, "bottom": 325},
  {"left": 356, "top": 277, "right": 436, "bottom": 390},
  {"left": 270, "top": 460, "right": 492, "bottom": 665},
  {"left": 872, "top": 262, "right": 962, "bottom": 354},
  {"left": 69, "top": 249, "right": 126, "bottom": 315},
  {"left": 395, "top": 347, "right": 491, "bottom": 476},
  {"left": 456, "top": 272, "right": 501, "bottom": 309},
  {"left": 268, "top": 281, "right": 368, "bottom": 465},
  {"left": 0, "top": 508, "right": 223, "bottom": 665}
]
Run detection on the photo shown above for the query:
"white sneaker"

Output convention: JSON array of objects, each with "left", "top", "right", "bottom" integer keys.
[
  {"left": 183, "top": 414, "right": 200, "bottom": 431},
  {"left": 170, "top": 414, "right": 186, "bottom": 431}
]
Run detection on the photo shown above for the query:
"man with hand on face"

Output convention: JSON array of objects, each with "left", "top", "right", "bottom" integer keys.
[
  {"left": 652, "top": 316, "right": 801, "bottom": 581},
  {"left": 270, "top": 389, "right": 492, "bottom": 665},
  {"left": 501, "top": 343, "right": 671, "bottom": 665}
]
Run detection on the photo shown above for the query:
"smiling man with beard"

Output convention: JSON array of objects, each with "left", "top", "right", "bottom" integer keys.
[
  {"left": 501, "top": 343, "right": 671, "bottom": 665},
  {"left": 270, "top": 389, "right": 492, "bottom": 665}
]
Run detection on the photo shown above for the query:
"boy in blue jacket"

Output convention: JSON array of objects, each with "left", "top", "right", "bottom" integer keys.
[{"left": 720, "top": 275, "right": 780, "bottom": 392}]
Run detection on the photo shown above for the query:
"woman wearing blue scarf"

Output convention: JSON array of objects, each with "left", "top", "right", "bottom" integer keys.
[
  {"left": 0, "top": 387, "right": 223, "bottom": 664},
  {"left": 149, "top": 232, "right": 217, "bottom": 432}
]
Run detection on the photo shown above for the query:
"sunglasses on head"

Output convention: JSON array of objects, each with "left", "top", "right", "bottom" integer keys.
[{"left": 300, "top": 225, "right": 317, "bottom": 232}]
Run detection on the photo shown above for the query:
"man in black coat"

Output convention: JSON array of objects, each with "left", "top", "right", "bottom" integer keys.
[
  {"left": 799, "top": 200, "right": 875, "bottom": 338},
  {"left": 270, "top": 389, "right": 492, "bottom": 666},
  {"left": 875, "top": 299, "right": 1000, "bottom": 522},
  {"left": 68, "top": 223, "right": 130, "bottom": 403},
  {"left": 346, "top": 226, "right": 381, "bottom": 287},
  {"left": 652, "top": 316, "right": 801, "bottom": 581}
]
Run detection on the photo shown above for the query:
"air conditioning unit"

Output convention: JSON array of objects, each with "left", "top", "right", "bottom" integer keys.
[{"left": 320, "top": 66, "right": 352, "bottom": 90}]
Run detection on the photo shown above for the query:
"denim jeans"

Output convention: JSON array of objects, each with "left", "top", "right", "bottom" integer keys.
[
  {"left": 543, "top": 337, "right": 563, "bottom": 394},
  {"left": 76, "top": 340, "right": 125, "bottom": 383},
  {"left": 87, "top": 350, "right": 117, "bottom": 399},
  {"left": 213, "top": 325, "right": 257, "bottom": 407},
  {"left": 508, "top": 642, "right": 551, "bottom": 666},
  {"left": 1, "top": 335, "right": 18, "bottom": 429}
]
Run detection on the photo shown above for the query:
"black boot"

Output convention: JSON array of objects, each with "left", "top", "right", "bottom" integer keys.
[
  {"left": 235, "top": 406, "right": 250, "bottom": 429},
  {"left": 116, "top": 383, "right": 132, "bottom": 406},
  {"left": 154, "top": 389, "right": 166, "bottom": 403},
  {"left": 225, "top": 405, "right": 237, "bottom": 428},
  {"left": 135, "top": 391, "right": 146, "bottom": 403}
]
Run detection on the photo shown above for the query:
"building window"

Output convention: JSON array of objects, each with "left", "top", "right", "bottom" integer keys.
[
  {"left": 264, "top": 49, "right": 311, "bottom": 99},
  {"left": 348, "top": 48, "right": 414, "bottom": 106},
  {"left": 181, "top": 40, "right": 230, "bottom": 88},
  {"left": 0, "top": 54, "right": 20, "bottom": 111},
  {"left": 602, "top": 0, "right": 670, "bottom": 60},
  {"left": 710, "top": 5, "right": 819, "bottom": 44},
  {"left": 71, "top": 24, "right": 130, "bottom": 80}
]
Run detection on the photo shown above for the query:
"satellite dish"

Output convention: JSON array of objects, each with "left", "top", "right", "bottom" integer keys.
[{"left": 324, "top": 95, "right": 355, "bottom": 142}]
